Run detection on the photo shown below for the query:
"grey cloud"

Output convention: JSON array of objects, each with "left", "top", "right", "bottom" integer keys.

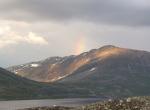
[
  {"left": 0, "top": 0, "right": 150, "bottom": 26},
  {"left": 0, "top": 0, "right": 150, "bottom": 67}
]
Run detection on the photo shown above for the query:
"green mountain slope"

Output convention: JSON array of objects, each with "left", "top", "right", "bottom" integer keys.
[
  {"left": 0, "top": 67, "right": 92, "bottom": 100},
  {"left": 0, "top": 67, "right": 43, "bottom": 100}
]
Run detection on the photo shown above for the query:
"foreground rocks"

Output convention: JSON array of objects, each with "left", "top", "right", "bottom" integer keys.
[
  {"left": 21, "top": 96, "right": 150, "bottom": 110},
  {"left": 80, "top": 97, "right": 150, "bottom": 110}
]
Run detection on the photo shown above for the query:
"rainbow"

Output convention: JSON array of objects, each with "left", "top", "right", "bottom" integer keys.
[{"left": 74, "top": 36, "right": 86, "bottom": 55}]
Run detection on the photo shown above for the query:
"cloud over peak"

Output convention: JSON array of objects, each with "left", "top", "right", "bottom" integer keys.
[
  {"left": 0, "top": 0, "right": 150, "bottom": 26},
  {"left": 0, "top": 0, "right": 150, "bottom": 67}
]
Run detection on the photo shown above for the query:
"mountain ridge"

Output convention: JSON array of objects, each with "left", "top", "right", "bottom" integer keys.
[
  {"left": 2, "top": 45, "right": 150, "bottom": 99},
  {"left": 7, "top": 45, "right": 150, "bottom": 83}
]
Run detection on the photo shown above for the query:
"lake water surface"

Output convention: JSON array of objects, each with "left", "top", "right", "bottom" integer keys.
[{"left": 0, "top": 98, "right": 102, "bottom": 110}]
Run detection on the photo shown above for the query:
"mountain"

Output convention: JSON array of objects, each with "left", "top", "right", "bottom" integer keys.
[
  {"left": 56, "top": 45, "right": 150, "bottom": 98},
  {"left": 7, "top": 45, "right": 150, "bottom": 99},
  {"left": 0, "top": 67, "right": 42, "bottom": 100},
  {"left": 8, "top": 56, "right": 76, "bottom": 82},
  {"left": 0, "top": 67, "right": 70, "bottom": 100},
  {"left": 8, "top": 45, "right": 150, "bottom": 83},
  {"left": 0, "top": 67, "right": 84, "bottom": 100}
]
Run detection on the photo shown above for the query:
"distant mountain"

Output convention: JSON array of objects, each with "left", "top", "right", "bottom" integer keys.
[
  {"left": 7, "top": 45, "right": 150, "bottom": 99},
  {"left": 8, "top": 55, "right": 78, "bottom": 82},
  {"left": 8, "top": 45, "right": 150, "bottom": 83}
]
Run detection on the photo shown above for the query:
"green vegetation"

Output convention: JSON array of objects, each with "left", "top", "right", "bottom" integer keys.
[{"left": 0, "top": 67, "right": 46, "bottom": 100}]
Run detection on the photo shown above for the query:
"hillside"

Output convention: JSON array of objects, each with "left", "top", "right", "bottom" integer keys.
[
  {"left": 0, "top": 67, "right": 68, "bottom": 100},
  {"left": 56, "top": 46, "right": 150, "bottom": 98},
  {"left": 6, "top": 45, "right": 150, "bottom": 99},
  {"left": 8, "top": 45, "right": 150, "bottom": 83},
  {"left": 0, "top": 67, "right": 97, "bottom": 100},
  {"left": 8, "top": 56, "right": 76, "bottom": 82}
]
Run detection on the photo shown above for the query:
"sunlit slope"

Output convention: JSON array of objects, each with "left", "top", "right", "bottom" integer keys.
[
  {"left": 56, "top": 46, "right": 150, "bottom": 98},
  {"left": 8, "top": 45, "right": 128, "bottom": 82}
]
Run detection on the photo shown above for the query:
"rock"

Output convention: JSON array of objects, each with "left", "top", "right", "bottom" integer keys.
[{"left": 19, "top": 96, "right": 150, "bottom": 110}]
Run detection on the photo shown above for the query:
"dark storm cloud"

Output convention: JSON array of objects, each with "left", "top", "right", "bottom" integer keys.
[{"left": 0, "top": 0, "right": 150, "bottom": 26}]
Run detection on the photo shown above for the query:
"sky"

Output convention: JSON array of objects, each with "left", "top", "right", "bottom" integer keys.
[{"left": 0, "top": 0, "right": 150, "bottom": 67}]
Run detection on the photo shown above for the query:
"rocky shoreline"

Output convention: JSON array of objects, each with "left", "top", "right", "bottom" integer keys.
[{"left": 20, "top": 96, "right": 150, "bottom": 110}]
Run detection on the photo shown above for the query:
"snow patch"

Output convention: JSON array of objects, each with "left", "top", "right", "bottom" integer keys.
[
  {"left": 59, "top": 59, "right": 67, "bottom": 64},
  {"left": 30, "top": 64, "right": 39, "bottom": 67},
  {"left": 22, "top": 65, "right": 29, "bottom": 68},
  {"left": 85, "top": 58, "right": 90, "bottom": 62},
  {"left": 51, "top": 74, "right": 69, "bottom": 82},
  {"left": 55, "top": 58, "right": 59, "bottom": 61},
  {"left": 50, "top": 63, "right": 58, "bottom": 69},
  {"left": 52, "top": 63, "right": 56, "bottom": 66},
  {"left": 20, "top": 65, "right": 24, "bottom": 67},
  {"left": 14, "top": 71, "right": 18, "bottom": 74},
  {"left": 82, "top": 52, "right": 88, "bottom": 56},
  {"left": 57, "top": 76, "right": 65, "bottom": 80},
  {"left": 90, "top": 67, "right": 96, "bottom": 72}
]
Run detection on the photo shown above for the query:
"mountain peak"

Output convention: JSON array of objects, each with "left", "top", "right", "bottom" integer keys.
[
  {"left": 92, "top": 45, "right": 127, "bottom": 59},
  {"left": 99, "top": 45, "right": 117, "bottom": 50},
  {"left": 88, "top": 45, "right": 118, "bottom": 54}
]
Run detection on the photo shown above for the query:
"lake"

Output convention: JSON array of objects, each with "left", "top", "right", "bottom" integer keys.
[{"left": 0, "top": 98, "right": 102, "bottom": 110}]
